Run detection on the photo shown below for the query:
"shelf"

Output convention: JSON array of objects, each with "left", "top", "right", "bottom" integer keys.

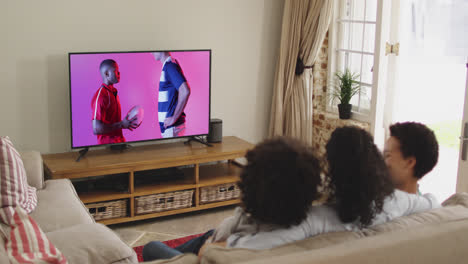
[
  {"left": 134, "top": 167, "right": 196, "bottom": 196},
  {"left": 198, "top": 163, "right": 242, "bottom": 187},
  {"left": 134, "top": 182, "right": 196, "bottom": 197},
  {"left": 98, "top": 206, "right": 196, "bottom": 225},
  {"left": 99, "top": 199, "right": 241, "bottom": 225},
  {"left": 43, "top": 136, "right": 253, "bottom": 178},
  {"left": 197, "top": 199, "right": 241, "bottom": 209},
  {"left": 42, "top": 136, "right": 252, "bottom": 225},
  {"left": 80, "top": 191, "right": 131, "bottom": 204}
]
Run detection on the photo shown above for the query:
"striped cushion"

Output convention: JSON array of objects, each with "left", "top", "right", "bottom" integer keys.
[
  {"left": 0, "top": 137, "right": 37, "bottom": 223},
  {"left": 1, "top": 206, "right": 67, "bottom": 264}
]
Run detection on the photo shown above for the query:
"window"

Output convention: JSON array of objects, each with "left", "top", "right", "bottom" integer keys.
[{"left": 328, "top": 0, "right": 378, "bottom": 120}]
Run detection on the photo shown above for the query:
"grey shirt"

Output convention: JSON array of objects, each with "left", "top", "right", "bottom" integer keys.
[{"left": 211, "top": 190, "right": 440, "bottom": 250}]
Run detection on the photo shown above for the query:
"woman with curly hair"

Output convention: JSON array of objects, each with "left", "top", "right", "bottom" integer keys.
[
  {"left": 143, "top": 137, "right": 323, "bottom": 261},
  {"left": 227, "top": 126, "right": 439, "bottom": 250},
  {"left": 325, "top": 126, "right": 439, "bottom": 227},
  {"left": 326, "top": 125, "right": 393, "bottom": 226}
]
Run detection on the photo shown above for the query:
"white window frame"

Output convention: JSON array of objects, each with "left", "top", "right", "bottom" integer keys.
[{"left": 327, "top": 0, "right": 378, "bottom": 123}]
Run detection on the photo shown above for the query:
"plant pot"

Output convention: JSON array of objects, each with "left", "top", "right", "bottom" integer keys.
[{"left": 338, "top": 104, "right": 352, "bottom": 119}]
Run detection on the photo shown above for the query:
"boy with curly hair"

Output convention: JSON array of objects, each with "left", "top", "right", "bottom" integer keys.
[{"left": 384, "top": 122, "right": 439, "bottom": 194}]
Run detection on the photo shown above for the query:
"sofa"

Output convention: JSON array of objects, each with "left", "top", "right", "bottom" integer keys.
[
  {"left": 148, "top": 193, "right": 468, "bottom": 264},
  {"left": 0, "top": 151, "right": 138, "bottom": 264},
  {"left": 3, "top": 150, "right": 468, "bottom": 264}
]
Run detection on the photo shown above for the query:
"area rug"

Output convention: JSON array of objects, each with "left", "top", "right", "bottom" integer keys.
[{"left": 133, "top": 233, "right": 204, "bottom": 262}]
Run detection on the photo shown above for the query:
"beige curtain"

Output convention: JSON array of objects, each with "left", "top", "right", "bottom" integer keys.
[{"left": 269, "top": 0, "right": 333, "bottom": 144}]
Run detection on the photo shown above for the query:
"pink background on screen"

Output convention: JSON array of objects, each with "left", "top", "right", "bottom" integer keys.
[{"left": 70, "top": 51, "right": 210, "bottom": 148}]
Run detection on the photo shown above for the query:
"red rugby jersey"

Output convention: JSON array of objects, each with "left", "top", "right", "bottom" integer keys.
[{"left": 91, "top": 84, "right": 125, "bottom": 144}]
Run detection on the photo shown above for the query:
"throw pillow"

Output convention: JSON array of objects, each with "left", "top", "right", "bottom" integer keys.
[
  {"left": 0, "top": 137, "right": 37, "bottom": 222},
  {"left": 1, "top": 206, "right": 67, "bottom": 264}
]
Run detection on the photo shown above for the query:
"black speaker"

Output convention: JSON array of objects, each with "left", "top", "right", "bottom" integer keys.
[{"left": 207, "top": 118, "right": 222, "bottom": 143}]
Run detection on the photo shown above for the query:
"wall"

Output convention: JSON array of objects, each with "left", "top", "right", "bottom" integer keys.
[
  {"left": 0, "top": 0, "right": 284, "bottom": 153},
  {"left": 312, "top": 35, "right": 370, "bottom": 156}
]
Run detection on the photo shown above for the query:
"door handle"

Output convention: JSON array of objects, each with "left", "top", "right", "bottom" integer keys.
[
  {"left": 462, "top": 123, "right": 468, "bottom": 161},
  {"left": 463, "top": 140, "right": 467, "bottom": 161}
]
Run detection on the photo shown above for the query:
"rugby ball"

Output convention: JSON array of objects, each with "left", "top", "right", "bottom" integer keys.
[{"left": 126, "top": 105, "right": 144, "bottom": 128}]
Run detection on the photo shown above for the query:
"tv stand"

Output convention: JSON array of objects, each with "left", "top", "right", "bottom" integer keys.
[
  {"left": 184, "top": 136, "right": 213, "bottom": 147},
  {"left": 75, "top": 147, "right": 89, "bottom": 162},
  {"left": 110, "top": 144, "right": 130, "bottom": 151},
  {"left": 42, "top": 136, "right": 253, "bottom": 225}
]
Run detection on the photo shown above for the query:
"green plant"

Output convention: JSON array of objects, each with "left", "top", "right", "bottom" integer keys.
[{"left": 329, "top": 68, "right": 361, "bottom": 105}]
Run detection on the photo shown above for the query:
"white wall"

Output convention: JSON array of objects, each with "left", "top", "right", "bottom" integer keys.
[{"left": 0, "top": 0, "right": 284, "bottom": 153}]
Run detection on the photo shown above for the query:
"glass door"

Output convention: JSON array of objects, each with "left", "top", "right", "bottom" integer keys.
[{"left": 384, "top": 0, "right": 468, "bottom": 201}]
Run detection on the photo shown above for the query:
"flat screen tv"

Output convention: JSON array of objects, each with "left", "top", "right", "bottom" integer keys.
[{"left": 69, "top": 50, "right": 211, "bottom": 149}]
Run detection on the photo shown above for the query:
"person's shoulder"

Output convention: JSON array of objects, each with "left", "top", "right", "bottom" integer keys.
[
  {"left": 165, "top": 61, "right": 183, "bottom": 74},
  {"left": 94, "top": 87, "right": 112, "bottom": 106},
  {"left": 95, "top": 86, "right": 111, "bottom": 96},
  {"left": 93, "top": 86, "right": 102, "bottom": 95},
  {"left": 392, "top": 189, "right": 406, "bottom": 198},
  {"left": 421, "top": 192, "right": 441, "bottom": 208},
  {"left": 165, "top": 61, "right": 178, "bottom": 69},
  {"left": 386, "top": 189, "right": 411, "bottom": 204},
  {"left": 390, "top": 189, "right": 441, "bottom": 208},
  {"left": 164, "top": 61, "right": 179, "bottom": 72},
  {"left": 392, "top": 189, "right": 436, "bottom": 201},
  {"left": 421, "top": 192, "right": 437, "bottom": 199}
]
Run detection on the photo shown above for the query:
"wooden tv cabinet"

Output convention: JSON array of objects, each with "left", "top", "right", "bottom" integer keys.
[{"left": 42, "top": 136, "right": 253, "bottom": 225}]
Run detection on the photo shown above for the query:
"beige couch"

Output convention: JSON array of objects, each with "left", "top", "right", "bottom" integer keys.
[
  {"left": 152, "top": 193, "right": 468, "bottom": 264},
  {"left": 0, "top": 151, "right": 138, "bottom": 264},
  {"left": 5, "top": 151, "right": 468, "bottom": 264}
]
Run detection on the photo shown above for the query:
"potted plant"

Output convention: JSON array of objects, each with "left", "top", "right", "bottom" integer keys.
[{"left": 329, "top": 68, "right": 361, "bottom": 119}]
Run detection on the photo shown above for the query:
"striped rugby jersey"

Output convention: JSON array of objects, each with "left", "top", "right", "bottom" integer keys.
[{"left": 158, "top": 56, "right": 187, "bottom": 133}]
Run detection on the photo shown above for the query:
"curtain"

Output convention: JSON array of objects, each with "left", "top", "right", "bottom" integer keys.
[{"left": 269, "top": 0, "right": 333, "bottom": 144}]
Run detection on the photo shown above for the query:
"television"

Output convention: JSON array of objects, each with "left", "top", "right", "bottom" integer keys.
[{"left": 69, "top": 50, "right": 211, "bottom": 149}]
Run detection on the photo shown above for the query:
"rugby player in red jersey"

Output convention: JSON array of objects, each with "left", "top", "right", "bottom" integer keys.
[{"left": 91, "top": 59, "right": 138, "bottom": 145}]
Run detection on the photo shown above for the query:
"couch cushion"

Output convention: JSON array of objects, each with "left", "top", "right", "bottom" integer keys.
[
  {"left": 237, "top": 219, "right": 468, "bottom": 264},
  {"left": 361, "top": 192, "right": 468, "bottom": 236},
  {"left": 201, "top": 231, "right": 362, "bottom": 264},
  {"left": 362, "top": 204, "right": 468, "bottom": 235},
  {"left": 442, "top": 192, "right": 468, "bottom": 207},
  {"left": 0, "top": 136, "right": 37, "bottom": 220},
  {"left": 46, "top": 223, "right": 137, "bottom": 264},
  {"left": 19, "top": 150, "right": 45, "bottom": 190},
  {"left": 30, "top": 179, "right": 94, "bottom": 233},
  {"left": 0, "top": 223, "right": 11, "bottom": 264},
  {"left": 0, "top": 247, "right": 9, "bottom": 263}
]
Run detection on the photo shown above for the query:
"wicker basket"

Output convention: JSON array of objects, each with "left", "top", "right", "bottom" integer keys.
[
  {"left": 86, "top": 199, "right": 127, "bottom": 221},
  {"left": 135, "top": 190, "right": 194, "bottom": 215},
  {"left": 200, "top": 183, "right": 240, "bottom": 204}
]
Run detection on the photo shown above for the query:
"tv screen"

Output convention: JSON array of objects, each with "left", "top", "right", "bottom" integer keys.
[{"left": 69, "top": 50, "right": 211, "bottom": 149}]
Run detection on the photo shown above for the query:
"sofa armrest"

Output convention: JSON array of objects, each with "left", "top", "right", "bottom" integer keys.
[
  {"left": 20, "top": 151, "right": 45, "bottom": 190},
  {"left": 46, "top": 223, "right": 138, "bottom": 264}
]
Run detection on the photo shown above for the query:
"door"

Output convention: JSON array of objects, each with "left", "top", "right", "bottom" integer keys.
[
  {"left": 457, "top": 60, "right": 468, "bottom": 193},
  {"left": 369, "top": 0, "right": 391, "bottom": 149},
  {"left": 380, "top": 0, "right": 468, "bottom": 201}
]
